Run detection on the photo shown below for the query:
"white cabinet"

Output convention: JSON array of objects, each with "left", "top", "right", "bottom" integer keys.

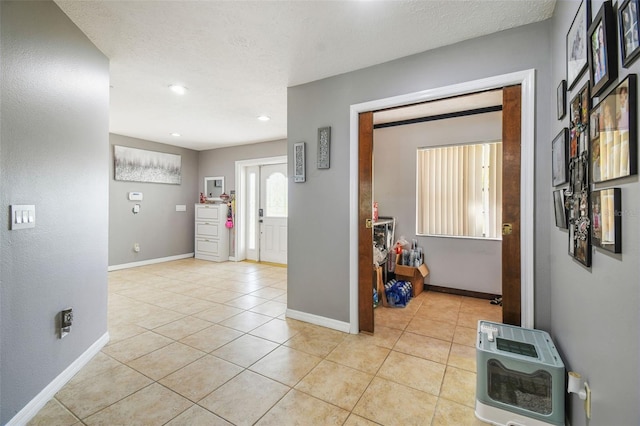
[{"left": 194, "top": 204, "right": 229, "bottom": 262}]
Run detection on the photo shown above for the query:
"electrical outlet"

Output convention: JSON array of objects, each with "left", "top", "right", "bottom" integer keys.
[
  {"left": 133, "top": 243, "right": 140, "bottom": 252},
  {"left": 60, "top": 308, "right": 73, "bottom": 338}
]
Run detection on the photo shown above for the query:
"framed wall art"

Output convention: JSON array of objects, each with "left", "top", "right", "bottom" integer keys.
[
  {"left": 589, "top": 74, "right": 637, "bottom": 183},
  {"left": 566, "top": 136, "right": 591, "bottom": 267},
  {"left": 567, "top": 188, "right": 592, "bottom": 267},
  {"left": 317, "top": 126, "right": 331, "bottom": 169},
  {"left": 552, "top": 128, "right": 569, "bottom": 186},
  {"left": 570, "top": 82, "right": 590, "bottom": 130},
  {"left": 588, "top": 0, "right": 618, "bottom": 97},
  {"left": 293, "top": 142, "right": 306, "bottom": 183},
  {"left": 591, "top": 187, "right": 621, "bottom": 253},
  {"left": 619, "top": 0, "right": 640, "bottom": 68},
  {"left": 557, "top": 80, "right": 567, "bottom": 120},
  {"left": 114, "top": 145, "right": 182, "bottom": 185},
  {"left": 554, "top": 189, "right": 569, "bottom": 229},
  {"left": 567, "top": 0, "right": 591, "bottom": 89}
]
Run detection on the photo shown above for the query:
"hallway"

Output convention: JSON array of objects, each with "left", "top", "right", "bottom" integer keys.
[{"left": 30, "top": 259, "right": 498, "bottom": 425}]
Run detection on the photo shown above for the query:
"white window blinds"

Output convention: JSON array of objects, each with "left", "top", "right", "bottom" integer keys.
[{"left": 417, "top": 142, "right": 502, "bottom": 239}]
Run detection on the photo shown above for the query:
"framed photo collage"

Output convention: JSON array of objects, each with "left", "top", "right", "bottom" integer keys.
[{"left": 557, "top": 0, "right": 636, "bottom": 266}]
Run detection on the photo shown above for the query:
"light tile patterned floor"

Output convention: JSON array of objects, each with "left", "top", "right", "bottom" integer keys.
[{"left": 30, "top": 259, "right": 500, "bottom": 425}]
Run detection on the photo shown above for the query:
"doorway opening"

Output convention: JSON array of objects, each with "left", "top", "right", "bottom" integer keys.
[
  {"left": 234, "top": 155, "right": 288, "bottom": 264},
  {"left": 349, "top": 70, "right": 535, "bottom": 334},
  {"left": 372, "top": 92, "right": 504, "bottom": 317}
]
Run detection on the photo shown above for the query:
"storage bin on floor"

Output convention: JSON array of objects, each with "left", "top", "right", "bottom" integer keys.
[{"left": 395, "top": 253, "right": 429, "bottom": 296}]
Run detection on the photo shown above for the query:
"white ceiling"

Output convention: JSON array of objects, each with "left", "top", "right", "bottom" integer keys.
[{"left": 54, "top": 0, "right": 555, "bottom": 151}]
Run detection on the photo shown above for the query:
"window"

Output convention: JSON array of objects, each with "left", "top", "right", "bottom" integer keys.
[
  {"left": 265, "top": 172, "right": 287, "bottom": 217},
  {"left": 417, "top": 141, "right": 502, "bottom": 239}
]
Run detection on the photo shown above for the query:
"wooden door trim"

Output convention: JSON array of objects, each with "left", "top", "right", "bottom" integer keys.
[
  {"left": 502, "top": 85, "right": 522, "bottom": 325},
  {"left": 349, "top": 70, "right": 536, "bottom": 333},
  {"left": 358, "top": 112, "right": 374, "bottom": 333}
]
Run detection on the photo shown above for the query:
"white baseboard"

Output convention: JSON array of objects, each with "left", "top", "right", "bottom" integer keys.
[
  {"left": 285, "top": 309, "right": 352, "bottom": 334},
  {"left": 7, "top": 332, "right": 110, "bottom": 426},
  {"left": 108, "top": 253, "right": 194, "bottom": 271}
]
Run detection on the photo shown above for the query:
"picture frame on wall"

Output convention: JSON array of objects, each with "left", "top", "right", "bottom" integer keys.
[
  {"left": 552, "top": 128, "right": 569, "bottom": 186},
  {"left": 317, "top": 126, "right": 331, "bottom": 169},
  {"left": 114, "top": 145, "right": 182, "bottom": 185},
  {"left": 569, "top": 83, "right": 590, "bottom": 130},
  {"left": 588, "top": 0, "right": 618, "bottom": 97},
  {"left": 557, "top": 80, "right": 567, "bottom": 120},
  {"left": 591, "top": 187, "right": 622, "bottom": 253},
  {"left": 554, "top": 189, "right": 569, "bottom": 229},
  {"left": 567, "top": 140, "right": 591, "bottom": 267},
  {"left": 589, "top": 74, "right": 637, "bottom": 183},
  {"left": 619, "top": 0, "right": 640, "bottom": 68},
  {"left": 567, "top": 0, "right": 591, "bottom": 90},
  {"left": 293, "top": 142, "right": 306, "bottom": 183}
]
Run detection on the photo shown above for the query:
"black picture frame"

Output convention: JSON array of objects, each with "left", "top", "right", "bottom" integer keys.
[
  {"left": 552, "top": 128, "right": 569, "bottom": 186},
  {"left": 567, "top": 0, "right": 591, "bottom": 90},
  {"left": 557, "top": 80, "right": 567, "bottom": 120},
  {"left": 619, "top": 0, "right": 640, "bottom": 68},
  {"left": 569, "top": 82, "right": 591, "bottom": 130},
  {"left": 554, "top": 189, "right": 569, "bottom": 229},
  {"left": 591, "top": 188, "right": 622, "bottom": 253},
  {"left": 567, "top": 147, "right": 591, "bottom": 267},
  {"left": 568, "top": 189, "right": 592, "bottom": 267},
  {"left": 589, "top": 74, "right": 637, "bottom": 183},
  {"left": 588, "top": 1, "right": 618, "bottom": 98}
]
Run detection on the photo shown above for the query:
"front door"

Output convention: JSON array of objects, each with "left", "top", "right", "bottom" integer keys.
[{"left": 259, "top": 163, "right": 288, "bottom": 264}]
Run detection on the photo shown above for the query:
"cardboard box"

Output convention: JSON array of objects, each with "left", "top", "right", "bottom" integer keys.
[{"left": 395, "top": 253, "right": 429, "bottom": 296}]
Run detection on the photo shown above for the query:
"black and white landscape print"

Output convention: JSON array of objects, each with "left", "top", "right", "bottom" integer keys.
[{"left": 114, "top": 146, "right": 181, "bottom": 184}]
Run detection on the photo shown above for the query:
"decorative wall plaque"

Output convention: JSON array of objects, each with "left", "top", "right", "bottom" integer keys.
[
  {"left": 293, "top": 142, "right": 306, "bottom": 183},
  {"left": 317, "top": 126, "right": 331, "bottom": 169}
]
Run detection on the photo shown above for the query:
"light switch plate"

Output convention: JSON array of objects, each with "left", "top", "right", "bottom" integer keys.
[
  {"left": 175, "top": 205, "right": 186, "bottom": 212},
  {"left": 11, "top": 205, "right": 35, "bottom": 230}
]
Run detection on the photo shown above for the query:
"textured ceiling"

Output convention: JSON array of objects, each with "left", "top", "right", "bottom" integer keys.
[{"left": 55, "top": 0, "right": 555, "bottom": 151}]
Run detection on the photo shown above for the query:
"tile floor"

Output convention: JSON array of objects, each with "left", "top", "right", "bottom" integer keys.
[{"left": 30, "top": 259, "right": 500, "bottom": 425}]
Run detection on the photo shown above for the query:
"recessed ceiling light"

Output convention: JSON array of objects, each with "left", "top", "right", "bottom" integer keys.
[
  {"left": 170, "top": 132, "right": 181, "bottom": 137},
  {"left": 257, "top": 115, "right": 270, "bottom": 121},
  {"left": 169, "top": 84, "right": 187, "bottom": 95}
]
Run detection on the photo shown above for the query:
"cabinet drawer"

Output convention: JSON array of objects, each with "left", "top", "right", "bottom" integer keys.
[
  {"left": 195, "top": 204, "right": 222, "bottom": 222},
  {"left": 195, "top": 238, "right": 220, "bottom": 256},
  {"left": 196, "top": 222, "right": 220, "bottom": 238}
]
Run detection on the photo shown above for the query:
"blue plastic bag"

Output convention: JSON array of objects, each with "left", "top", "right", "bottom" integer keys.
[{"left": 384, "top": 279, "right": 413, "bottom": 308}]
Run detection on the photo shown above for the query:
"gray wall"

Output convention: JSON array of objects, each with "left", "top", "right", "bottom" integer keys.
[
  {"left": 109, "top": 134, "right": 198, "bottom": 267},
  {"left": 373, "top": 112, "right": 502, "bottom": 295},
  {"left": 0, "top": 1, "right": 109, "bottom": 423},
  {"left": 288, "top": 21, "right": 553, "bottom": 325},
  {"left": 198, "top": 139, "right": 287, "bottom": 193},
  {"left": 549, "top": 1, "right": 639, "bottom": 424}
]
